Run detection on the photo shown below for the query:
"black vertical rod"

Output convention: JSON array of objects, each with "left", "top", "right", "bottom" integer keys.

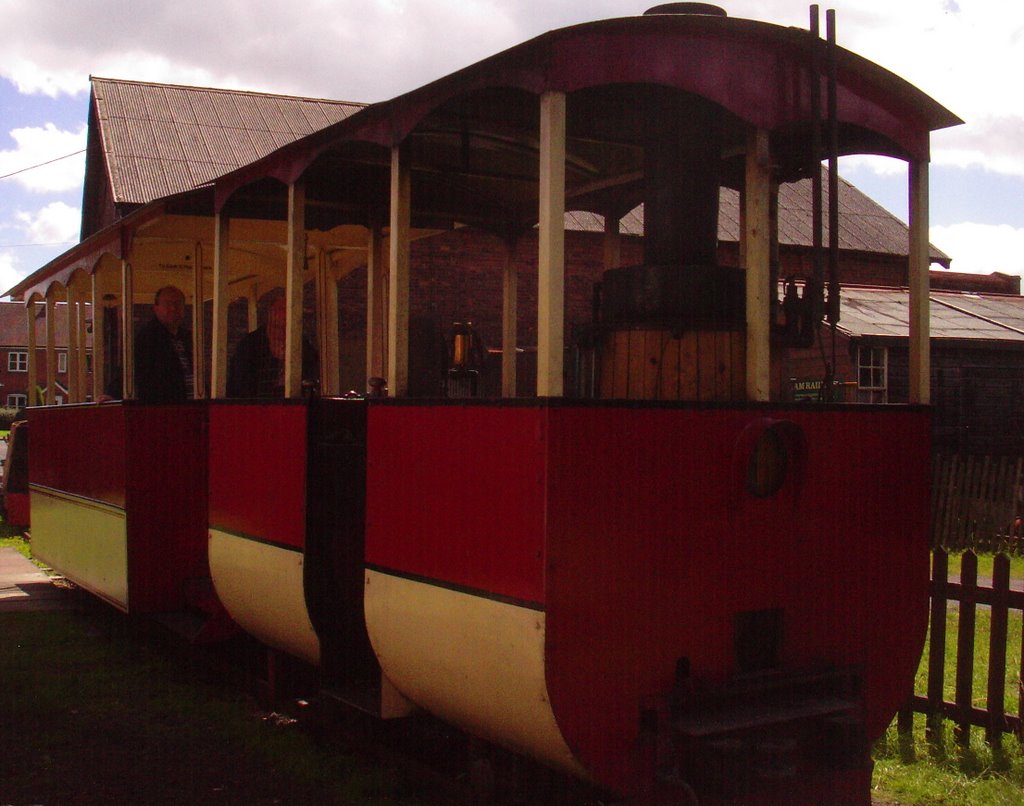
[
  {"left": 826, "top": 9, "right": 840, "bottom": 326},
  {"left": 810, "top": 5, "right": 823, "bottom": 289}
]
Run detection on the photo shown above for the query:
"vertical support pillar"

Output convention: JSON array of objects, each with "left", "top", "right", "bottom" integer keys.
[
  {"left": 192, "top": 242, "right": 206, "bottom": 399},
  {"left": 744, "top": 129, "right": 772, "bottom": 403},
  {"left": 366, "top": 224, "right": 386, "bottom": 385},
  {"left": 77, "top": 283, "right": 88, "bottom": 399},
  {"left": 120, "top": 260, "right": 134, "bottom": 399},
  {"left": 316, "top": 250, "right": 340, "bottom": 396},
  {"left": 285, "top": 179, "right": 306, "bottom": 399},
  {"left": 537, "top": 90, "right": 566, "bottom": 398},
  {"left": 45, "top": 293, "right": 56, "bottom": 405},
  {"left": 388, "top": 146, "right": 411, "bottom": 398},
  {"left": 25, "top": 302, "right": 37, "bottom": 406},
  {"left": 91, "top": 272, "right": 105, "bottom": 401},
  {"left": 211, "top": 211, "right": 230, "bottom": 399},
  {"left": 66, "top": 284, "right": 80, "bottom": 403},
  {"left": 501, "top": 242, "right": 518, "bottom": 397},
  {"left": 909, "top": 159, "right": 930, "bottom": 405}
]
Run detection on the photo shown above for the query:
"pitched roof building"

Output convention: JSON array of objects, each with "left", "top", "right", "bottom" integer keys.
[{"left": 81, "top": 77, "right": 365, "bottom": 237}]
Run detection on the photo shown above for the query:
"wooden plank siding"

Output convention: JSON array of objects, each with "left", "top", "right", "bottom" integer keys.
[{"left": 598, "top": 329, "right": 745, "bottom": 401}]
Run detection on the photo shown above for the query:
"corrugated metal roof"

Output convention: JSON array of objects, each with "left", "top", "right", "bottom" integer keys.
[
  {"left": 92, "top": 77, "right": 365, "bottom": 205},
  {"left": 566, "top": 171, "right": 948, "bottom": 263},
  {"left": 93, "top": 77, "right": 944, "bottom": 263},
  {"left": 838, "top": 287, "right": 1024, "bottom": 343}
]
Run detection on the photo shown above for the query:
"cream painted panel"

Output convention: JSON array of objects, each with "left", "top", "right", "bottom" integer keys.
[
  {"left": 364, "top": 569, "right": 585, "bottom": 778},
  {"left": 29, "top": 485, "right": 128, "bottom": 610},
  {"left": 208, "top": 529, "right": 319, "bottom": 665}
]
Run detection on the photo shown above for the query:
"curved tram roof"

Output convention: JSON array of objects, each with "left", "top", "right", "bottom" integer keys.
[{"left": 8, "top": 8, "right": 961, "bottom": 304}]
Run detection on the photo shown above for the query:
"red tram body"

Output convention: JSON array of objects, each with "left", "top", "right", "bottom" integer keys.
[
  {"left": 362, "top": 402, "right": 931, "bottom": 800},
  {"left": 14, "top": 5, "right": 959, "bottom": 803}
]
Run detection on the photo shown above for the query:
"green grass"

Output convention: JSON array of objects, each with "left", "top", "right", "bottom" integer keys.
[
  {"left": 0, "top": 527, "right": 30, "bottom": 558},
  {"left": 874, "top": 717, "right": 1024, "bottom": 806},
  {"left": 974, "top": 553, "right": 1024, "bottom": 582},
  {"left": 0, "top": 609, "right": 420, "bottom": 804},
  {"left": 874, "top": 553, "right": 1024, "bottom": 805}
]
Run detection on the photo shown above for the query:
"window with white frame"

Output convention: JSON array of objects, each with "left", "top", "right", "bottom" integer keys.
[
  {"left": 857, "top": 345, "right": 888, "bottom": 403},
  {"left": 58, "top": 351, "right": 67, "bottom": 374},
  {"left": 6, "top": 393, "right": 26, "bottom": 408},
  {"left": 7, "top": 351, "right": 27, "bottom": 372}
]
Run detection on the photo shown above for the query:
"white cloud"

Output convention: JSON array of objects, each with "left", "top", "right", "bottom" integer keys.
[
  {"left": 14, "top": 201, "right": 80, "bottom": 244},
  {"left": 0, "top": 252, "right": 27, "bottom": 296},
  {"left": 931, "top": 222, "right": 1024, "bottom": 276},
  {"left": 933, "top": 117, "right": 1024, "bottom": 177},
  {"left": 0, "top": 123, "right": 86, "bottom": 193},
  {"left": 839, "top": 155, "right": 908, "bottom": 178}
]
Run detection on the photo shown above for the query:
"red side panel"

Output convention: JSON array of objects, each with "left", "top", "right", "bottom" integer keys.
[
  {"left": 28, "top": 403, "right": 208, "bottom": 614},
  {"left": 123, "top": 405, "right": 209, "bottom": 612},
  {"left": 365, "top": 404, "right": 547, "bottom": 606},
  {"left": 208, "top": 403, "right": 307, "bottom": 549},
  {"left": 542, "top": 406, "right": 931, "bottom": 794},
  {"left": 30, "top": 404, "right": 127, "bottom": 508}
]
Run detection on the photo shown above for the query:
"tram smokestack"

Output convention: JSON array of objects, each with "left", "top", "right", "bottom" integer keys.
[
  {"left": 597, "top": 2, "right": 744, "bottom": 400},
  {"left": 643, "top": 3, "right": 728, "bottom": 16},
  {"left": 642, "top": 88, "right": 722, "bottom": 268}
]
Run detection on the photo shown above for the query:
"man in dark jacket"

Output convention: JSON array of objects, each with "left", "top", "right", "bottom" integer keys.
[
  {"left": 134, "top": 285, "right": 193, "bottom": 403},
  {"left": 227, "top": 291, "right": 317, "bottom": 398}
]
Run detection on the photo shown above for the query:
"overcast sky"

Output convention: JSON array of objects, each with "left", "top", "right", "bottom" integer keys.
[{"left": 1, "top": 0, "right": 1022, "bottom": 296}]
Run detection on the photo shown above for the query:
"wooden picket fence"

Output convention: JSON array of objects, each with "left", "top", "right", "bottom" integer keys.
[
  {"left": 898, "top": 549, "right": 1024, "bottom": 745},
  {"left": 897, "top": 454, "right": 1024, "bottom": 744}
]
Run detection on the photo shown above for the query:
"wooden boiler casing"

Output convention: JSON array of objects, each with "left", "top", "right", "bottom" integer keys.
[{"left": 363, "top": 400, "right": 930, "bottom": 801}]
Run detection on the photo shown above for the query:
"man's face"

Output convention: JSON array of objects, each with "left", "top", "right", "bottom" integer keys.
[{"left": 153, "top": 288, "right": 186, "bottom": 334}]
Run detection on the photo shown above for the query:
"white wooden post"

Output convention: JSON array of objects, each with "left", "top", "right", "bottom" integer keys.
[
  {"left": 192, "top": 242, "right": 206, "bottom": 399},
  {"left": 211, "top": 211, "right": 230, "bottom": 399},
  {"left": 45, "top": 293, "right": 56, "bottom": 404},
  {"left": 121, "top": 259, "right": 134, "bottom": 399},
  {"left": 388, "top": 146, "right": 411, "bottom": 397},
  {"left": 537, "top": 90, "right": 566, "bottom": 397},
  {"left": 285, "top": 179, "right": 306, "bottom": 399},
  {"left": 501, "top": 242, "right": 517, "bottom": 398},
  {"left": 316, "top": 249, "right": 340, "bottom": 396},
  {"left": 25, "top": 302, "right": 37, "bottom": 406},
  {"left": 91, "top": 271, "right": 105, "bottom": 401},
  {"left": 366, "top": 225, "right": 386, "bottom": 387},
  {"left": 66, "top": 284, "right": 80, "bottom": 403},
  {"left": 744, "top": 129, "right": 772, "bottom": 402},
  {"left": 909, "top": 159, "right": 930, "bottom": 405}
]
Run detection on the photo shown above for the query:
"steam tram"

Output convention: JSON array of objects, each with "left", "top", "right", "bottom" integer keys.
[{"left": 12, "top": 5, "right": 959, "bottom": 803}]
